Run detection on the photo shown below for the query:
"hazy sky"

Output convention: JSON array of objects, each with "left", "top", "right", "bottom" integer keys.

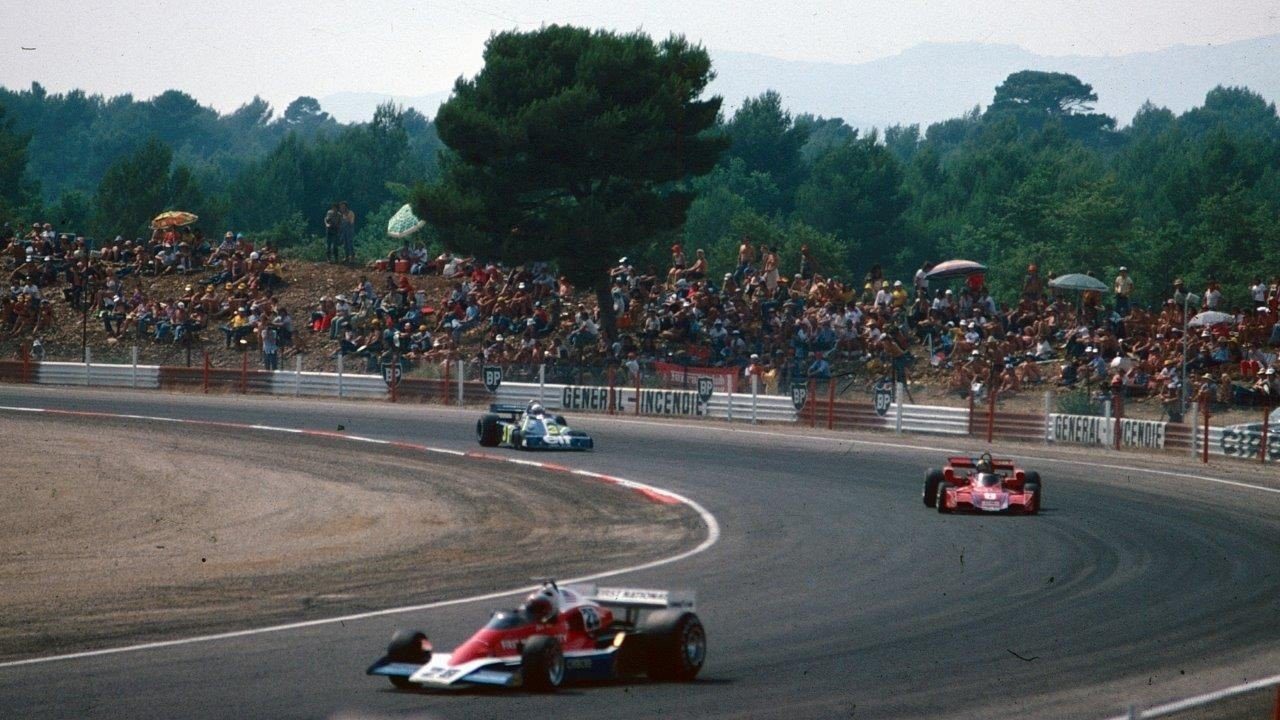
[{"left": 3, "top": 0, "right": 1279, "bottom": 113}]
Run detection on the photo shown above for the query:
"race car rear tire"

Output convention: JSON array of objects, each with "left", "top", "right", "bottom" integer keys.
[
  {"left": 476, "top": 414, "right": 501, "bottom": 447},
  {"left": 1025, "top": 472, "right": 1042, "bottom": 514},
  {"left": 521, "top": 635, "right": 564, "bottom": 691},
  {"left": 923, "top": 468, "right": 944, "bottom": 508},
  {"left": 936, "top": 482, "right": 951, "bottom": 513},
  {"left": 640, "top": 610, "right": 706, "bottom": 682}
]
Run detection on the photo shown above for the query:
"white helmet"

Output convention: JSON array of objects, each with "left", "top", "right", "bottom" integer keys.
[{"left": 522, "top": 587, "right": 558, "bottom": 623}]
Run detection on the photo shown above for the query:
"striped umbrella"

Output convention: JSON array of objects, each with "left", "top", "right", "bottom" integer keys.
[
  {"left": 151, "top": 210, "right": 199, "bottom": 229},
  {"left": 924, "top": 259, "right": 987, "bottom": 279}
]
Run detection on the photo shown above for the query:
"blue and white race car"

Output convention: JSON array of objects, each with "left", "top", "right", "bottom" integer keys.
[{"left": 476, "top": 401, "right": 595, "bottom": 451}]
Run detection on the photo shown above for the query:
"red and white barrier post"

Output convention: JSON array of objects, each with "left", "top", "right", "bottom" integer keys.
[
  {"left": 826, "top": 379, "right": 835, "bottom": 430},
  {"left": 1261, "top": 404, "right": 1271, "bottom": 465},
  {"left": 1202, "top": 401, "right": 1211, "bottom": 465}
]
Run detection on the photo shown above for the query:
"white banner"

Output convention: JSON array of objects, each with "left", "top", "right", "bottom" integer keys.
[
  {"left": 1051, "top": 414, "right": 1109, "bottom": 445},
  {"left": 561, "top": 386, "right": 626, "bottom": 412},
  {"left": 1117, "top": 418, "right": 1166, "bottom": 450},
  {"left": 1051, "top": 414, "right": 1166, "bottom": 450},
  {"left": 558, "top": 385, "right": 706, "bottom": 416}
]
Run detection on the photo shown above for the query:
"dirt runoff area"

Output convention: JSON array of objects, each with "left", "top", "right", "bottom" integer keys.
[{"left": 0, "top": 413, "right": 703, "bottom": 661}]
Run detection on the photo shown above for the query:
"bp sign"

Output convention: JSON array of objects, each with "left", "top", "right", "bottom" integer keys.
[
  {"left": 382, "top": 361, "right": 402, "bottom": 388},
  {"left": 874, "top": 380, "right": 894, "bottom": 417},
  {"left": 791, "top": 382, "right": 809, "bottom": 410},
  {"left": 696, "top": 377, "right": 714, "bottom": 404},
  {"left": 483, "top": 365, "right": 503, "bottom": 393}
]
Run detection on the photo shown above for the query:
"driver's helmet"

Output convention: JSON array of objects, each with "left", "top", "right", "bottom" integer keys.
[
  {"left": 526, "top": 401, "right": 546, "bottom": 417},
  {"left": 975, "top": 456, "right": 993, "bottom": 474},
  {"left": 522, "top": 587, "right": 559, "bottom": 623},
  {"left": 977, "top": 473, "right": 1001, "bottom": 487}
]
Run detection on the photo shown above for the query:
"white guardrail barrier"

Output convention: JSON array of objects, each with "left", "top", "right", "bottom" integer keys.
[
  {"left": 37, "top": 361, "right": 160, "bottom": 389},
  {"left": 14, "top": 359, "right": 1276, "bottom": 463}
]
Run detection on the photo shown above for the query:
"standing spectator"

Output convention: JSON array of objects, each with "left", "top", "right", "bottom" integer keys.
[
  {"left": 1022, "top": 264, "right": 1042, "bottom": 302},
  {"left": 1250, "top": 277, "right": 1268, "bottom": 305},
  {"left": 339, "top": 201, "right": 356, "bottom": 264},
  {"left": 735, "top": 236, "right": 755, "bottom": 284},
  {"left": 1203, "top": 281, "right": 1222, "bottom": 311},
  {"left": 1172, "top": 278, "right": 1188, "bottom": 308},
  {"left": 914, "top": 261, "right": 931, "bottom": 299},
  {"left": 762, "top": 246, "right": 779, "bottom": 295},
  {"left": 1114, "top": 266, "right": 1133, "bottom": 316},
  {"left": 799, "top": 245, "right": 815, "bottom": 281},
  {"left": 261, "top": 323, "right": 279, "bottom": 370},
  {"left": 324, "top": 203, "right": 342, "bottom": 263}
]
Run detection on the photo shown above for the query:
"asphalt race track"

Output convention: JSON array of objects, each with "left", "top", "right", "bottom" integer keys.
[{"left": 1, "top": 385, "right": 1278, "bottom": 720}]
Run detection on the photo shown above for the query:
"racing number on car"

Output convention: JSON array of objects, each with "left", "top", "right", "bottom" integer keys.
[{"left": 580, "top": 607, "right": 601, "bottom": 632}]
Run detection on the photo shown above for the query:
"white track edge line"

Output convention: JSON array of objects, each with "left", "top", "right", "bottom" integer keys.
[{"left": 0, "top": 406, "right": 720, "bottom": 669}]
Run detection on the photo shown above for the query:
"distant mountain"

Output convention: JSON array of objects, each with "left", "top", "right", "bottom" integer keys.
[
  {"left": 319, "top": 90, "right": 452, "bottom": 124},
  {"left": 321, "top": 34, "right": 1280, "bottom": 130},
  {"left": 707, "top": 35, "right": 1280, "bottom": 130}
]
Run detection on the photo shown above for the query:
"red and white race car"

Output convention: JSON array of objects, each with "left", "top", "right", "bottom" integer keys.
[
  {"left": 923, "top": 453, "right": 1042, "bottom": 514},
  {"left": 367, "top": 580, "right": 706, "bottom": 691}
]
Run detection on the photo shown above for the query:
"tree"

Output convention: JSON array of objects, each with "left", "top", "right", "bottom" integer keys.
[
  {"left": 282, "top": 96, "right": 334, "bottom": 136},
  {"left": 0, "top": 101, "right": 31, "bottom": 215},
  {"left": 793, "top": 134, "right": 910, "bottom": 272},
  {"left": 986, "top": 71, "right": 1115, "bottom": 143},
  {"left": 93, "top": 137, "right": 201, "bottom": 239},
  {"left": 413, "top": 25, "right": 726, "bottom": 338},
  {"left": 723, "top": 91, "right": 809, "bottom": 197}
]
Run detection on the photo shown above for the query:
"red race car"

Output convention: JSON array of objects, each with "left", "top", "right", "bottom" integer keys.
[
  {"left": 923, "top": 453, "right": 1042, "bottom": 514},
  {"left": 367, "top": 580, "right": 706, "bottom": 691}
]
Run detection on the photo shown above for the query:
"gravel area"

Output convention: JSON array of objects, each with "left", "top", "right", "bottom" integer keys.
[{"left": 0, "top": 413, "right": 702, "bottom": 661}]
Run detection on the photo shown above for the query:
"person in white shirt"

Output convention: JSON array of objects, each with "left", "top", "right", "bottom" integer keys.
[
  {"left": 1114, "top": 267, "right": 1134, "bottom": 316},
  {"left": 914, "top": 262, "right": 930, "bottom": 298},
  {"left": 1251, "top": 278, "right": 1267, "bottom": 304}
]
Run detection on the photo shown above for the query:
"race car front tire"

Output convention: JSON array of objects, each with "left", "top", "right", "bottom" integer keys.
[
  {"left": 477, "top": 414, "right": 501, "bottom": 447},
  {"left": 510, "top": 428, "right": 524, "bottom": 450},
  {"left": 522, "top": 635, "right": 564, "bottom": 691},
  {"left": 641, "top": 610, "right": 706, "bottom": 682},
  {"left": 923, "top": 468, "right": 944, "bottom": 508},
  {"left": 935, "top": 483, "right": 951, "bottom": 513},
  {"left": 385, "top": 629, "right": 431, "bottom": 689},
  {"left": 555, "top": 415, "right": 568, "bottom": 427}
]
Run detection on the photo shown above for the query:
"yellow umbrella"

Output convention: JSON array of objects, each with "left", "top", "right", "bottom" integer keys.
[{"left": 151, "top": 210, "right": 199, "bottom": 229}]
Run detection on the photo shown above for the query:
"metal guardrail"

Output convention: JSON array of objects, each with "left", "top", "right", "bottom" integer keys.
[
  {"left": 5, "top": 358, "right": 1276, "bottom": 464},
  {"left": 37, "top": 361, "right": 160, "bottom": 389}
]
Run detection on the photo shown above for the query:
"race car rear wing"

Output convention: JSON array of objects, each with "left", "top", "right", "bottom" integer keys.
[
  {"left": 571, "top": 585, "right": 695, "bottom": 610},
  {"left": 948, "top": 456, "right": 1016, "bottom": 471},
  {"left": 489, "top": 403, "right": 526, "bottom": 417}
]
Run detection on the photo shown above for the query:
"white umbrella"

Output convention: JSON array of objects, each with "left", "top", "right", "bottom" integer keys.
[{"left": 1187, "top": 311, "right": 1236, "bottom": 327}]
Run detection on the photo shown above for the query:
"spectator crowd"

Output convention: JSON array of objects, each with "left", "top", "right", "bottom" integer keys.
[{"left": 6, "top": 216, "right": 1280, "bottom": 419}]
